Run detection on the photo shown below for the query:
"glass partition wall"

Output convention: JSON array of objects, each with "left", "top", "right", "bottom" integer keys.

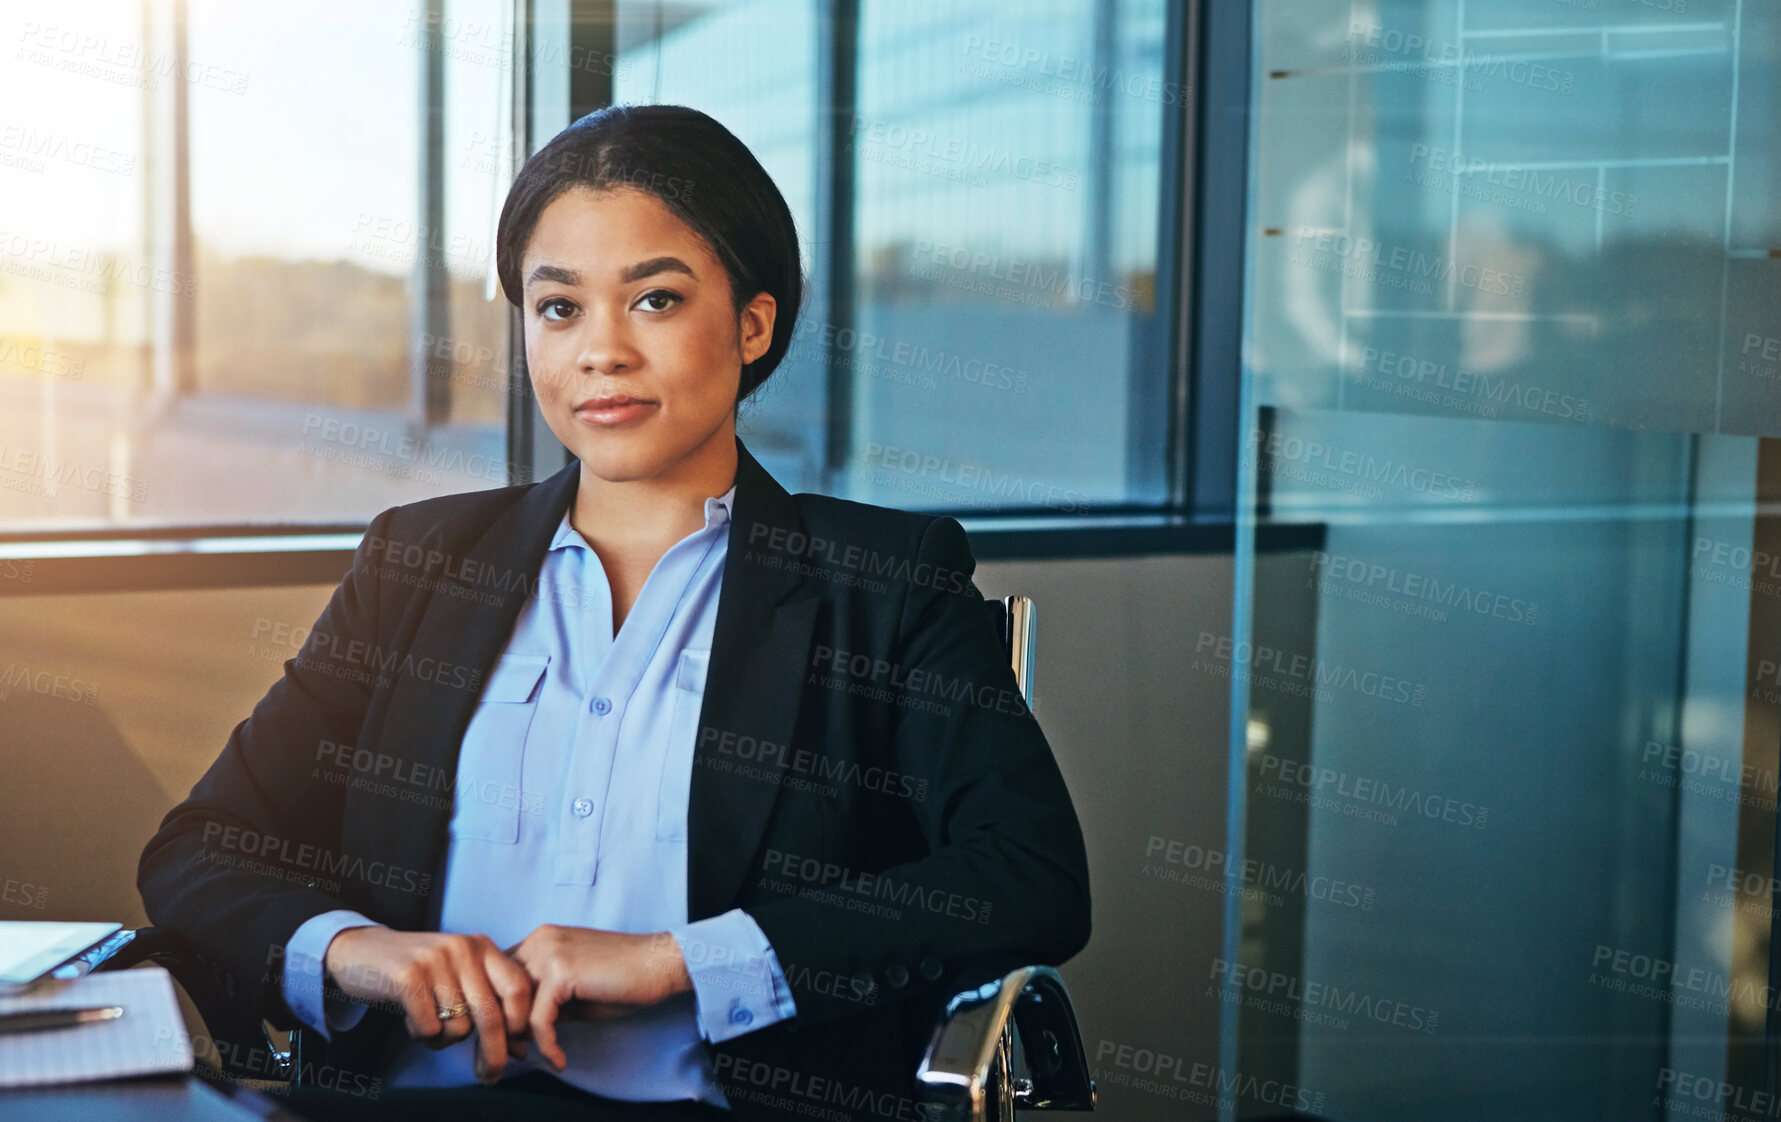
[{"left": 1230, "top": 1, "right": 1781, "bottom": 1118}]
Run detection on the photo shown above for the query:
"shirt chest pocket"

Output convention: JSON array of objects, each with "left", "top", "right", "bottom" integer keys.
[
  {"left": 655, "top": 648, "right": 710, "bottom": 842},
  {"left": 451, "top": 653, "right": 550, "bottom": 844}
]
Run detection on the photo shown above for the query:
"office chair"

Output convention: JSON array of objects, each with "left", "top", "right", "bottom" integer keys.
[{"left": 99, "top": 594, "right": 1095, "bottom": 1121}]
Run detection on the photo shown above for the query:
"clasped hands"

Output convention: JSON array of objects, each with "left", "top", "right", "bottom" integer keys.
[{"left": 322, "top": 924, "right": 694, "bottom": 1083}]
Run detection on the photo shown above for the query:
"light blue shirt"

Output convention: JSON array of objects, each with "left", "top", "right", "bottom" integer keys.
[{"left": 281, "top": 482, "right": 796, "bottom": 1106}]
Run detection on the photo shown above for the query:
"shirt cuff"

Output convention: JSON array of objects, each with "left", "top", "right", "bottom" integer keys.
[
  {"left": 669, "top": 909, "right": 798, "bottom": 1043},
  {"left": 282, "top": 909, "right": 384, "bottom": 1040}
]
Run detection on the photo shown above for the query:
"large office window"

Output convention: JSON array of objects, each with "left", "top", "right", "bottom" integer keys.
[
  {"left": 2, "top": 0, "right": 1190, "bottom": 540},
  {"left": 1232, "top": 1, "right": 1781, "bottom": 1117},
  {"left": 844, "top": 0, "right": 1174, "bottom": 515},
  {"left": 0, "top": 0, "right": 513, "bottom": 530}
]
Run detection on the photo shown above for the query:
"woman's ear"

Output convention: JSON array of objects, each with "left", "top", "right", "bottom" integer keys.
[{"left": 738, "top": 292, "right": 777, "bottom": 366}]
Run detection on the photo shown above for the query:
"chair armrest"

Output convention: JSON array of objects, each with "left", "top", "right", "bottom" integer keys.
[
  {"left": 89, "top": 925, "right": 190, "bottom": 972},
  {"left": 94, "top": 926, "right": 294, "bottom": 1083},
  {"left": 916, "top": 965, "right": 1096, "bottom": 1120}
]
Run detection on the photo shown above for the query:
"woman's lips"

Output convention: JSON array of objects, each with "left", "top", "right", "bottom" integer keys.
[{"left": 574, "top": 400, "right": 657, "bottom": 427}]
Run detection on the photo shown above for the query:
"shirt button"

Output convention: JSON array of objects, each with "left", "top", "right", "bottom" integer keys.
[
  {"left": 729, "top": 1005, "right": 753, "bottom": 1026},
  {"left": 572, "top": 798, "right": 593, "bottom": 818},
  {"left": 591, "top": 696, "right": 612, "bottom": 715}
]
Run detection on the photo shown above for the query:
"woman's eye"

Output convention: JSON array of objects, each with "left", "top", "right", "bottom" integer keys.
[
  {"left": 638, "top": 289, "right": 683, "bottom": 313},
  {"left": 537, "top": 297, "right": 576, "bottom": 321}
]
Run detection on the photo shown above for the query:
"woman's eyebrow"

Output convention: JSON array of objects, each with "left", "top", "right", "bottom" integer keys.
[
  {"left": 618, "top": 255, "right": 696, "bottom": 283},
  {"left": 525, "top": 256, "right": 696, "bottom": 289},
  {"left": 526, "top": 263, "right": 580, "bottom": 288}
]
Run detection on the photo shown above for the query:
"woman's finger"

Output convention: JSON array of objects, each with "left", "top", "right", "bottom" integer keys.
[
  {"left": 527, "top": 978, "right": 569, "bottom": 1073},
  {"left": 396, "top": 963, "right": 445, "bottom": 1043},
  {"left": 460, "top": 978, "right": 509, "bottom": 1081},
  {"left": 423, "top": 980, "right": 474, "bottom": 1049},
  {"left": 480, "top": 942, "right": 535, "bottom": 1038},
  {"left": 438, "top": 940, "right": 506, "bottom": 1080}
]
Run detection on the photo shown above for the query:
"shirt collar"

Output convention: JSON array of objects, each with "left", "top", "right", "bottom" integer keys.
[{"left": 550, "top": 483, "right": 737, "bottom": 553}]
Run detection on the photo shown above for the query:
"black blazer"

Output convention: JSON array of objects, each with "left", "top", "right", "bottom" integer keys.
[{"left": 138, "top": 435, "right": 1091, "bottom": 1120}]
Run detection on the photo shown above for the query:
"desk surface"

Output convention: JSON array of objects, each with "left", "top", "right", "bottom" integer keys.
[{"left": 0, "top": 1073, "right": 305, "bottom": 1120}]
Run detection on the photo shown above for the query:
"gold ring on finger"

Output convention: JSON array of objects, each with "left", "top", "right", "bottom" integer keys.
[{"left": 436, "top": 1001, "right": 470, "bottom": 1021}]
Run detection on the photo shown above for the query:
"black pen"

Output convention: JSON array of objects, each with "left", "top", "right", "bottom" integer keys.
[{"left": 0, "top": 1006, "right": 125, "bottom": 1035}]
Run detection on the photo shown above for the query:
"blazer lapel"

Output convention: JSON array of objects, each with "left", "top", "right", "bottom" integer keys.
[
  {"left": 344, "top": 458, "right": 578, "bottom": 926},
  {"left": 687, "top": 437, "right": 821, "bottom": 920}
]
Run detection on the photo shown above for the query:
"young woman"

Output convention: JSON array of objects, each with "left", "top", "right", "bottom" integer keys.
[{"left": 139, "top": 103, "right": 1090, "bottom": 1122}]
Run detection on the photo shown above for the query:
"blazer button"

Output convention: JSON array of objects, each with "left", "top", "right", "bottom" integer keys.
[
  {"left": 884, "top": 964, "right": 910, "bottom": 989},
  {"left": 850, "top": 970, "right": 875, "bottom": 994},
  {"left": 918, "top": 956, "right": 943, "bottom": 982}
]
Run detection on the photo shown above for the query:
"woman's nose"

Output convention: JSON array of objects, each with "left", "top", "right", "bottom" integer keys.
[{"left": 575, "top": 304, "right": 642, "bottom": 373}]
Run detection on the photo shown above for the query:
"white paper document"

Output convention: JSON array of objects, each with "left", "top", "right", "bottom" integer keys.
[{"left": 0, "top": 966, "right": 194, "bottom": 1087}]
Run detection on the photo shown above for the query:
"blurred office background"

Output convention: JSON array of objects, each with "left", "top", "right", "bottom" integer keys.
[{"left": 3, "top": 0, "right": 1780, "bottom": 1119}]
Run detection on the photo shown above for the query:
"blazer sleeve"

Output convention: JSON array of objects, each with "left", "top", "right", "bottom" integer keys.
[
  {"left": 743, "top": 514, "right": 1092, "bottom": 1025},
  {"left": 137, "top": 504, "right": 402, "bottom": 1025}
]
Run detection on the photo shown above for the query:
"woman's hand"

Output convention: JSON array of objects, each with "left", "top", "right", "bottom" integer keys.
[
  {"left": 505, "top": 925, "right": 693, "bottom": 1071},
  {"left": 323, "top": 927, "right": 533, "bottom": 1083}
]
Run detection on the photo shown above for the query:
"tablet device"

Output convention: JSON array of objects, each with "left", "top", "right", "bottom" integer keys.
[{"left": 0, "top": 922, "right": 123, "bottom": 988}]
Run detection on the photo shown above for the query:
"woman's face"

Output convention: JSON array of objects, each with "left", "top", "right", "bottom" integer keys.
[{"left": 519, "top": 185, "right": 775, "bottom": 486}]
